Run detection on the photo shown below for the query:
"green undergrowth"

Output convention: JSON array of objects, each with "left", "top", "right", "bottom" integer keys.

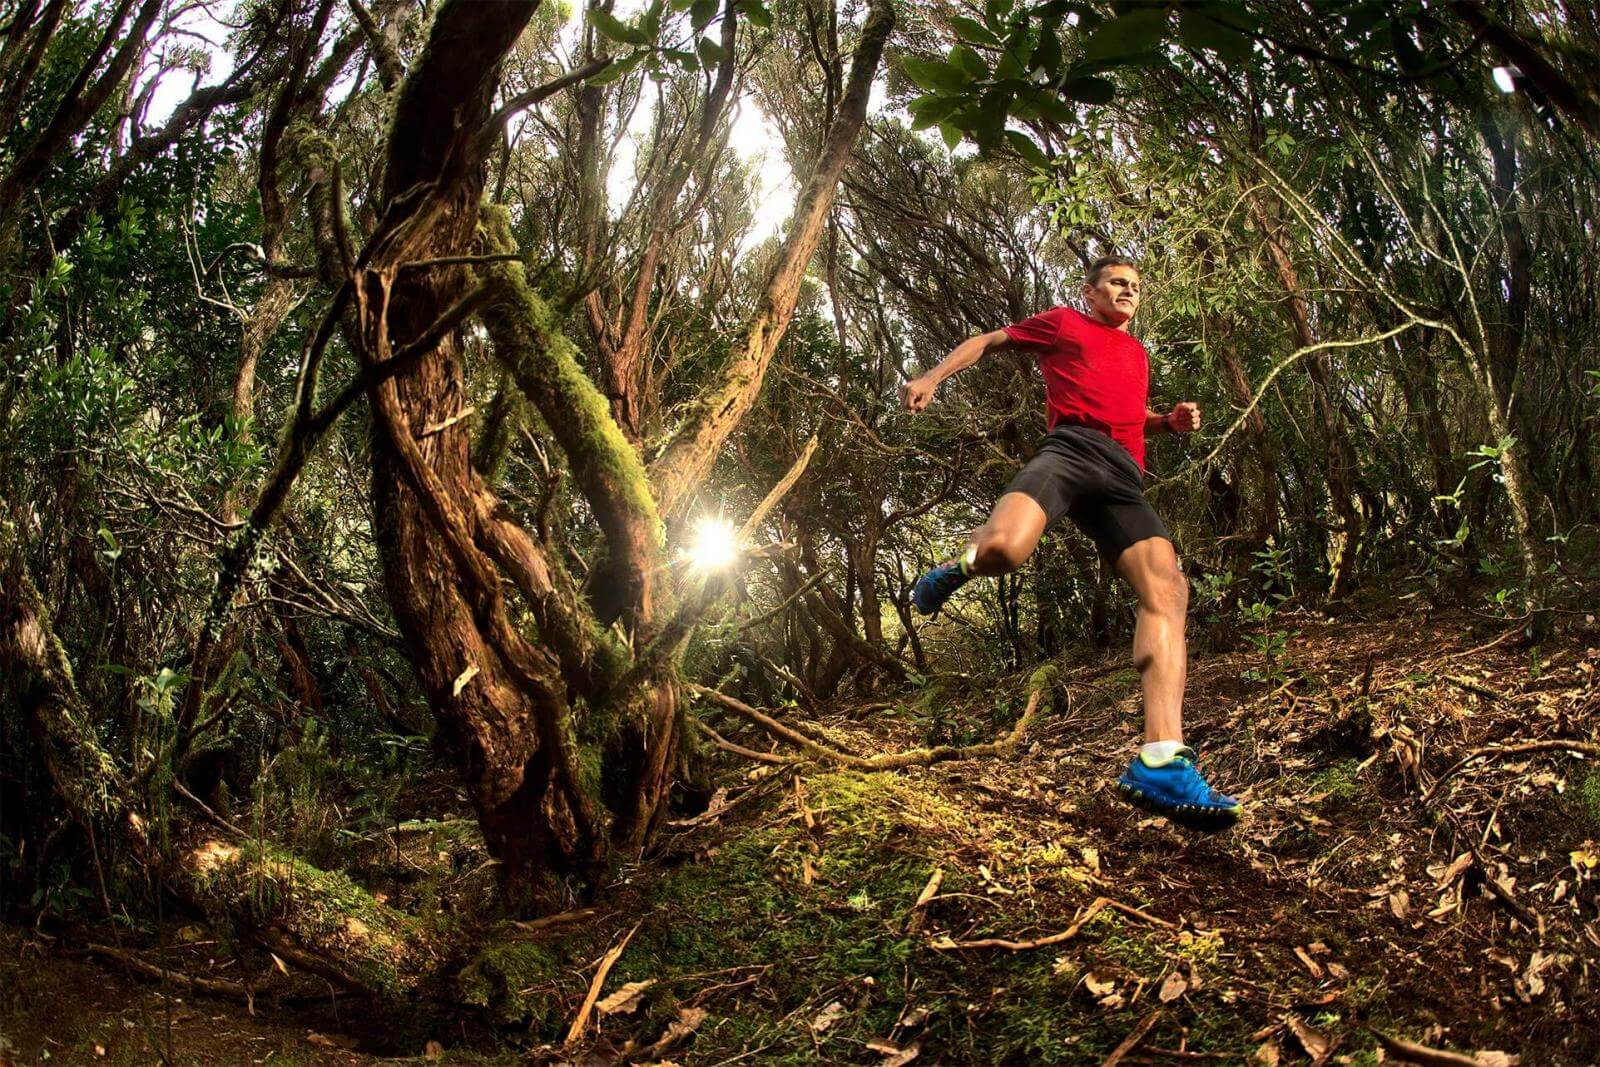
[{"left": 466, "top": 770, "right": 1238, "bottom": 1061}]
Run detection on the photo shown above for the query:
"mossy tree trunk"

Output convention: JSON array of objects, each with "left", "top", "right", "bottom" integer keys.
[{"left": 352, "top": 0, "right": 894, "bottom": 893}]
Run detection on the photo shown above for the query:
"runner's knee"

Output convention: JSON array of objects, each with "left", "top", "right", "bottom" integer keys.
[
  {"left": 972, "top": 529, "right": 1032, "bottom": 573},
  {"left": 1135, "top": 559, "right": 1187, "bottom": 616}
]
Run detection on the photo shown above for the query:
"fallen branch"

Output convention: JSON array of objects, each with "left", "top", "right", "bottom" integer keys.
[
  {"left": 85, "top": 943, "right": 256, "bottom": 1005},
  {"left": 930, "top": 895, "right": 1174, "bottom": 952},
  {"left": 687, "top": 665, "right": 1056, "bottom": 771},
  {"left": 1102, "top": 1010, "right": 1162, "bottom": 1067},
  {"left": 511, "top": 908, "right": 601, "bottom": 939},
  {"left": 1421, "top": 739, "right": 1600, "bottom": 805},
  {"left": 565, "top": 922, "right": 641, "bottom": 1047},
  {"left": 1371, "top": 1029, "right": 1520, "bottom": 1066},
  {"left": 693, "top": 718, "right": 798, "bottom": 765}
]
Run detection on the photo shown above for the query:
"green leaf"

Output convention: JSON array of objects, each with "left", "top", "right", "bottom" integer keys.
[
  {"left": 1019, "top": 86, "right": 1074, "bottom": 123},
  {"left": 1006, "top": 129, "right": 1049, "bottom": 167},
  {"left": 995, "top": 49, "right": 1025, "bottom": 80},
  {"left": 587, "top": 51, "right": 644, "bottom": 85},
  {"left": 661, "top": 47, "right": 697, "bottom": 67},
  {"left": 949, "top": 44, "right": 990, "bottom": 79},
  {"left": 640, "top": 0, "right": 664, "bottom": 39},
  {"left": 740, "top": 0, "right": 772, "bottom": 29},
  {"left": 1083, "top": 8, "right": 1169, "bottom": 62},
  {"left": 909, "top": 94, "right": 962, "bottom": 130},
  {"left": 697, "top": 36, "right": 730, "bottom": 65},
  {"left": 903, "top": 57, "right": 970, "bottom": 95},
  {"left": 1030, "top": 28, "right": 1062, "bottom": 73},
  {"left": 950, "top": 15, "right": 1001, "bottom": 46},
  {"left": 940, "top": 122, "right": 964, "bottom": 150},
  {"left": 589, "top": 9, "right": 648, "bottom": 45},
  {"left": 691, "top": 0, "right": 718, "bottom": 31},
  {"left": 1177, "top": 8, "right": 1253, "bottom": 62},
  {"left": 1061, "top": 75, "right": 1116, "bottom": 104}
]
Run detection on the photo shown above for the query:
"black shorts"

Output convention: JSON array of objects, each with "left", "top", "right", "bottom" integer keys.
[{"left": 1004, "top": 425, "right": 1170, "bottom": 561}]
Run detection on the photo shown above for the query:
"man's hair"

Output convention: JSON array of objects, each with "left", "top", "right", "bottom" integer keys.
[{"left": 1085, "top": 255, "right": 1139, "bottom": 286}]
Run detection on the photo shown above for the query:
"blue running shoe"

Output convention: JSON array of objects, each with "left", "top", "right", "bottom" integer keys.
[
  {"left": 1116, "top": 747, "right": 1241, "bottom": 830},
  {"left": 912, "top": 559, "right": 970, "bottom": 616}
]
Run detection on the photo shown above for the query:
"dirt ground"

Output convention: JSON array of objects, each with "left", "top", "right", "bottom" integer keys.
[{"left": 3, "top": 606, "right": 1597, "bottom": 1064}]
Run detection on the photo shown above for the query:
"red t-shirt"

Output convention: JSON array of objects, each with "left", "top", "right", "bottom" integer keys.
[{"left": 1003, "top": 305, "right": 1150, "bottom": 470}]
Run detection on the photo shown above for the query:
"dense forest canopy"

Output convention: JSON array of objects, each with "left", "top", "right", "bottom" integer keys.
[{"left": 1, "top": 0, "right": 1597, "bottom": 1058}]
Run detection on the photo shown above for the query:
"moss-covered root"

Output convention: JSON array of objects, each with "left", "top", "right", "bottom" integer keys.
[{"left": 170, "top": 832, "right": 443, "bottom": 998}]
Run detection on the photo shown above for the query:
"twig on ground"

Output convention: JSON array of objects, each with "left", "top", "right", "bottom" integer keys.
[
  {"left": 1102, "top": 1010, "right": 1162, "bottom": 1067},
  {"left": 85, "top": 943, "right": 256, "bottom": 1006},
  {"left": 510, "top": 908, "right": 600, "bottom": 939},
  {"left": 931, "top": 895, "right": 1174, "bottom": 951},
  {"left": 565, "top": 922, "right": 641, "bottom": 1047},
  {"left": 1421, "top": 739, "right": 1600, "bottom": 805},
  {"left": 693, "top": 719, "right": 797, "bottom": 765},
  {"left": 1371, "top": 1029, "right": 1519, "bottom": 1065}
]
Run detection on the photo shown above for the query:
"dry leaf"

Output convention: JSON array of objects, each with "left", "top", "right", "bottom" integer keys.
[
  {"left": 802, "top": 856, "right": 817, "bottom": 886},
  {"left": 596, "top": 979, "right": 656, "bottom": 1016},
  {"left": 912, "top": 869, "right": 943, "bottom": 909},
  {"left": 1294, "top": 945, "right": 1324, "bottom": 979},
  {"left": 423, "top": 1040, "right": 443, "bottom": 1061},
  {"left": 650, "top": 1007, "right": 707, "bottom": 1053},
  {"left": 1254, "top": 1041, "right": 1280, "bottom": 1066},
  {"left": 1157, "top": 971, "right": 1188, "bottom": 1002},
  {"left": 1433, "top": 853, "right": 1474, "bottom": 888},
  {"left": 867, "top": 1038, "right": 921, "bottom": 1066},
  {"left": 811, "top": 1000, "right": 845, "bottom": 1034},
  {"left": 1285, "top": 1016, "right": 1330, "bottom": 1064},
  {"left": 1084, "top": 970, "right": 1117, "bottom": 997},
  {"left": 1082, "top": 846, "right": 1101, "bottom": 874},
  {"left": 1388, "top": 889, "right": 1411, "bottom": 920},
  {"left": 269, "top": 952, "right": 289, "bottom": 977}
]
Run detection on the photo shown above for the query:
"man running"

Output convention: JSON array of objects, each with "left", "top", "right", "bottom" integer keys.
[{"left": 901, "top": 256, "right": 1241, "bottom": 830}]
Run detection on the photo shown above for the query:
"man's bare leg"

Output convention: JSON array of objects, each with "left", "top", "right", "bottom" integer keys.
[
  {"left": 965, "top": 492, "right": 1050, "bottom": 575},
  {"left": 1113, "top": 536, "right": 1187, "bottom": 743}
]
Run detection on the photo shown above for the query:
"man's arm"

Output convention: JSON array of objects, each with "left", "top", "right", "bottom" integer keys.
[
  {"left": 902, "top": 329, "right": 1013, "bottom": 412},
  {"left": 1146, "top": 402, "right": 1201, "bottom": 436}
]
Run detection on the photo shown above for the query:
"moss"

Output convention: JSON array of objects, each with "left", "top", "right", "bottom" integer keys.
[
  {"left": 175, "top": 836, "right": 437, "bottom": 997},
  {"left": 1311, "top": 758, "right": 1367, "bottom": 810},
  {"left": 455, "top": 938, "right": 564, "bottom": 1026},
  {"left": 1577, "top": 768, "right": 1600, "bottom": 833}
]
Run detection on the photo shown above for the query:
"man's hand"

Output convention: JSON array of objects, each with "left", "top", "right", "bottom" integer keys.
[
  {"left": 902, "top": 376, "right": 938, "bottom": 413},
  {"left": 1166, "top": 401, "right": 1201, "bottom": 434}
]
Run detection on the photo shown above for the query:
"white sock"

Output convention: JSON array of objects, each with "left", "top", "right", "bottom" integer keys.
[{"left": 1140, "top": 740, "right": 1185, "bottom": 764}]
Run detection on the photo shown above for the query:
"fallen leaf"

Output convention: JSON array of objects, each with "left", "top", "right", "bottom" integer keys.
[
  {"left": 866, "top": 1038, "right": 921, "bottom": 1066},
  {"left": 650, "top": 1007, "right": 707, "bottom": 1052},
  {"left": 1388, "top": 889, "right": 1411, "bottom": 920},
  {"left": 423, "top": 1040, "right": 443, "bottom": 1061},
  {"left": 596, "top": 979, "right": 656, "bottom": 1016},
  {"left": 1082, "top": 846, "right": 1101, "bottom": 874},
  {"left": 811, "top": 1000, "right": 845, "bottom": 1034},
  {"left": 1084, "top": 970, "right": 1117, "bottom": 997},
  {"left": 802, "top": 856, "right": 816, "bottom": 886},
  {"left": 1285, "top": 1016, "right": 1330, "bottom": 1064},
  {"left": 1294, "top": 945, "right": 1324, "bottom": 979},
  {"left": 912, "top": 868, "right": 943, "bottom": 909},
  {"left": 1254, "top": 1041, "right": 1280, "bottom": 1066},
  {"left": 1158, "top": 971, "right": 1188, "bottom": 1002}
]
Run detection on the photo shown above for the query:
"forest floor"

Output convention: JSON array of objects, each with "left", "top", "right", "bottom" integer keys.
[{"left": 4, "top": 603, "right": 1598, "bottom": 1065}]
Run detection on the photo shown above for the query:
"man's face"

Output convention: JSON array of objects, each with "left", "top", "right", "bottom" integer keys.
[{"left": 1082, "top": 265, "right": 1141, "bottom": 325}]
